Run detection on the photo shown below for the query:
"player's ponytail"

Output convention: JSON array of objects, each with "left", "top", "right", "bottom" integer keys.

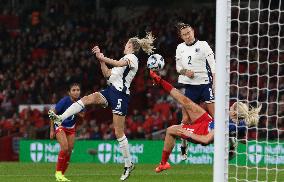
[
  {"left": 129, "top": 32, "right": 155, "bottom": 55},
  {"left": 245, "top": 105, "right": 262, "bottom": 127},
  {"left": 235, "top": 102, "right": 262, "bottom": 127}
]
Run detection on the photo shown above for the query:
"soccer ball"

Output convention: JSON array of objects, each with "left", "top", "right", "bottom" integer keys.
[{"left": 147, "top": 54, "right": 165, "bottom": 71}]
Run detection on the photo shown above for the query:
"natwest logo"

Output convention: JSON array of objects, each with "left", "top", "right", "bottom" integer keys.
[{"left": 98, "top": 143, "right": 112, "bottom": 163}]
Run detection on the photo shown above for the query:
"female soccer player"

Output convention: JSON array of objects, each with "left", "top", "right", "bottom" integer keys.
[
  {"left": 149, "top": 70, "right": 261, "bottom": 173},
  {"left": 48, "top": 32, "right": 155, "bottom": 181},
  {"left": 175, "top": 22, "right": 216, "bottom": 159},
  {"left": 50, "top": 83, "right": 84, "bottom": 182}
]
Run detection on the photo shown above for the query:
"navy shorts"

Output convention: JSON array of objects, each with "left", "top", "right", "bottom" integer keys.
[
  {"left": 184, "top": 84, "right": 214, "bottom": 104},
  {"left": 100, "top": 86, "right": 130, "bottom": 116}
]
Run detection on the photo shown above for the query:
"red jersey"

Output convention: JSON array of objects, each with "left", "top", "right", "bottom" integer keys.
[{"left": 181, "top": 113, "right": 213, "bottom": 137}]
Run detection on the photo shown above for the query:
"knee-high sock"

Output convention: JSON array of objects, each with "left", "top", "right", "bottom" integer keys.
[
  {"left": 62, "top": 153, "right": 71, "bottom": 174},
  {"left": 60, "top": 100, "right": 85, "bottom": 121},
  {"left": 117, "top": 135, "right": 132, "bottom": 167},
  {"left": 56, "top": 150, "right": 67, "bottom": 172},
  {"left": 160, "top": 79, "right": 174, "bottom": 93},
  {"left": 161, "top": 150, "right": 171, "bottom": 164}
]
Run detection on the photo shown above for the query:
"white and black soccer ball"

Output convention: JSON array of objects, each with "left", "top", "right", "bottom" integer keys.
[{"left": 147, "top": 54, "right": 165, "bottom": 71}]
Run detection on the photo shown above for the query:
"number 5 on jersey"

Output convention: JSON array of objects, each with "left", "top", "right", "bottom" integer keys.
[{"left": 115, "top": 99, "right": 122, "bottom": 110}]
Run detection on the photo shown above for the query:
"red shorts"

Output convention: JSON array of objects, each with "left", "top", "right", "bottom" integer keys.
[
  {"left": 55, "top": 126, "right": 76, "bottom": 135},
  {"left": 181, "top": 113, "right": 213, "bottom": 138}
]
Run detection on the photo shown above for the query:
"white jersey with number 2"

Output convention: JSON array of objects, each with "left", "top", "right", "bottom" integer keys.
[{"left": 176, "top": 40, "right": 216, "bottom": 85}]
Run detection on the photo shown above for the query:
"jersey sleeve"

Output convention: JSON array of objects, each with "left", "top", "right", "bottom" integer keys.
[
  {"left": 122, "top": 54, "right": 137, "bottom": 69},
  {"left": 175, "top": 46, "right": 183, "bottom": 73},
  {"left": 203, "top": 42, "right": 216, "bottom": 74},
  {"left": 55, "top": 97, "right": 67, "bottom": 114}
]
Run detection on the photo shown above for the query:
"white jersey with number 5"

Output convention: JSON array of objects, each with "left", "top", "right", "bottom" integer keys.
[
  {"left": 107, "top": 53, "right": 138, "bottom": 95},
  {"left": 176, "top": 40, "right": 216, "bottom": 85}
]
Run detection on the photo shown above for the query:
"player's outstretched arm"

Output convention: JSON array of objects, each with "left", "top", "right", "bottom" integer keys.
[
  {"left": 92, "top": 46, "right": 128, "bottom": 67},
  {"left": 177, "top": 128, "right": 214, "bottom": 145},
  {"left": 98, "top": 54, "right": 129, "bottom": 67}
]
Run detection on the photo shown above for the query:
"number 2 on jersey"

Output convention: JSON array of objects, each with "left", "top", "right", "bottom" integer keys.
[{"left": 188, "top": 56, "right": 192, "bottom": 65}]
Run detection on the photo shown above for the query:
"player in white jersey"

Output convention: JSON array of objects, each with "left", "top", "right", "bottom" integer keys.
[
  {"left": 175, "top": 23, "right": 216, "bottom": 160},
  {"left": 48, "top": 32, "right": 155, "bottom": 181}
]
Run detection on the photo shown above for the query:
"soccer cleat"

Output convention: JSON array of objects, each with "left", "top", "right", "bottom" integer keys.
[
  {"left": 55, "top": 171, "right": 71, "bottom": 181},
  {"left": 155, "top": 162, "right": 171, "bottom": 173},
  {"left": 149, "top": 70, "right": 161, "bottom": 85},
  {"left": 180, "top": 145, "right": 188, "bottom": 161},
  {"left": 120, "top": 163, "right": 135, "bottom": 181},
  {"left": 48, "top": 110, "right": 63, "bottom": 126}
]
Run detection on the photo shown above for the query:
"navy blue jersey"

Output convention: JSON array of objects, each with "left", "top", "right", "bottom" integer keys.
[
  {"left": 208, "top": 118, "right": 246, "bottom": 134},
  {"left": 55, "top": 96, "right": 83, "bottom": 128}
]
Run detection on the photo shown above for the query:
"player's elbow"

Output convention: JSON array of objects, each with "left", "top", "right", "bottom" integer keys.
[
  {"left": 201, "top": 137, "right": 212, "bottom": 145},
  {"left": 105, "top": 72, "right": 111, "bottom": 78}
]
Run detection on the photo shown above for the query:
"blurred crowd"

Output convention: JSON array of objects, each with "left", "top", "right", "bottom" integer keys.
[{"left": 0, "top": 0, "right": 283, "bottom": 140}]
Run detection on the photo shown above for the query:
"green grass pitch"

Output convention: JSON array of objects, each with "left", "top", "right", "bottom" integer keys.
[{"left": 1, "top": 162, "right": 284, "bottom": 182}]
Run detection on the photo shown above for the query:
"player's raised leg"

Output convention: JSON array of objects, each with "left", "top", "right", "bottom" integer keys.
[
  {"left": 48, "top": 92, "right": 106, "bottom": 125},
  {"left": 113, "top": 114, "right": 135, "bottom": 181},
  {"left": 149, "top": 70, "right": 206, "bottom": 121}
]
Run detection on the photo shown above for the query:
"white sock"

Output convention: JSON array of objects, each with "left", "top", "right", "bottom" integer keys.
[
  {"left": 60, "top": 100, "right": 85, "bottom": 121},
  {"left": 181, "top": 138, "right": 188, "bottom": 148},
  {"left": 117, "top": 135, "right": 132, "bottom": 167}
]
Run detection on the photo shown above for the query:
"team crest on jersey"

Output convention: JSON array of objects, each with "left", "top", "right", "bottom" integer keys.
[{"left": 195, "top": 48, "right": 200, "bottom": 52}]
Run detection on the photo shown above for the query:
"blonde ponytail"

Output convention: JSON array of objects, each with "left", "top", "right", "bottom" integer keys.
[
  {"left": 245, "top": 105, "right": 262, "bottom": 127},
  {"left": 129, "top": 32, "right": 155, "bottom": 55},
  {"left": 234, "top": 102, "right": 262, "bottom": 127}
]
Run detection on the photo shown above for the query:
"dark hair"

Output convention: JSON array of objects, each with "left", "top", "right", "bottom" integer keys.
[
  {"left": 176, "top": 22, "right": 192, "bottom": 35},
  {"left": 68, "top": 83, "right": 80, "bottom": 91}
]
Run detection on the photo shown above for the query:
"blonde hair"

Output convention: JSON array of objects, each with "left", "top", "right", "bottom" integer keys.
[
  {"left": 234, "top": 102, "right": 262, "bottom": 127},
  {"left": 129, "top": 32, "right": 155, "bottom": 55}
]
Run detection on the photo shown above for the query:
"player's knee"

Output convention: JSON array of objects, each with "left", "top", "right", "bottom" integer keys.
[
  {"left": 181, "top": 120, "right": 190, "bottom": 125},
  {"left": 60, "top": 145, "right": 68, "bottom": 153},
  {"left": 114, "top": 129, "right": 124, "bottom": 139},
  {"left": 81, "top": 95, "right": 91, "bottom": 105},
  {"left": 166, "top": 125, "right": 176, "bottom": 135},
  {"left": 181, "top": 116, "right": 190, "bottom": 124}
]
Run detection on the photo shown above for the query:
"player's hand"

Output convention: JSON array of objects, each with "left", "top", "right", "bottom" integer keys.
[
  {"left": 185, "top": 70, "right": 194, "bottom": 78},
  {"left": 92, "top": 46, "right": 101, "bottom": 54},
  {"left": 177, "top": 128, "right": 192, "bottom": 138},
  {"left": 50, "top": 129, "right": 55, "bottom": 139}
]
